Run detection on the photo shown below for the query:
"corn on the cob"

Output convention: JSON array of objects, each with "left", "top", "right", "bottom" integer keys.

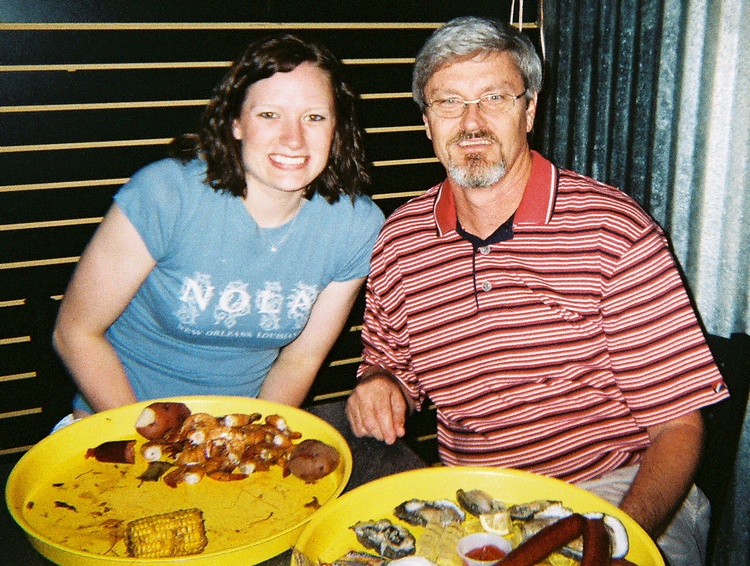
[{"left": 125, "top": 508, "right": 208, "bottom": 558}]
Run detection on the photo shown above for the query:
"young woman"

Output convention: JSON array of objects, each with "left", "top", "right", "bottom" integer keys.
[{"left": 52, "top": 34, "right": 384, "bottom": 418}]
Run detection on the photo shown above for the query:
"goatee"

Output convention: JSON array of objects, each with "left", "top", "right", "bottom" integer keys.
[{"left": 447, "top": 130, "right": 506, "bottom": 188}]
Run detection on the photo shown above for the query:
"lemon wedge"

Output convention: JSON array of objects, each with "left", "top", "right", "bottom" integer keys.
[{"left": 479, "top": 510, "right": 512, "bottom": 535}]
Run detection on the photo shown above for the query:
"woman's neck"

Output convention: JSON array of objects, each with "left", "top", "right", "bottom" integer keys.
[{"left": 243, "top": 188, "right": 305, "bottom": 228}]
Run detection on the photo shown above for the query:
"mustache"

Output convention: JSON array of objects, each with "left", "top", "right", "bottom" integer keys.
[{"left": 448, "top": 130, "right": 499, "bottom": 145}]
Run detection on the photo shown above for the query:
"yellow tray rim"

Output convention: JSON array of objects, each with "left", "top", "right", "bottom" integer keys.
[
  {"left": 6, "top": 396, "right": 353, "bottom": 565},
  {"left": 294, "top": 466, "right": 664, "bottom": 566}
]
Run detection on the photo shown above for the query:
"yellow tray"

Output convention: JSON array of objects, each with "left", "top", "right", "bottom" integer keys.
[
  {"left": 6, "top": 396, "right": 352, "bottom": 565},
  {"left": 294, "top": 467, "right": 664, "bottom": 566}
]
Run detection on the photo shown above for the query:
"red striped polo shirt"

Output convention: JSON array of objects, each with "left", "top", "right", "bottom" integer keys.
[{"left": 360, "top": 151, "right": 728, "bottom": 482}]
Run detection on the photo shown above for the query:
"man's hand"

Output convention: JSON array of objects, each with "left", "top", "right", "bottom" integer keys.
[{"left": 346, "top": 375, "right": 408, "bottom": 444}]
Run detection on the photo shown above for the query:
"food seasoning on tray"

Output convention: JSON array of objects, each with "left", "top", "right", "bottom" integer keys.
[{"left": 18, "top": 400, "right": 346, "bottom": 560}]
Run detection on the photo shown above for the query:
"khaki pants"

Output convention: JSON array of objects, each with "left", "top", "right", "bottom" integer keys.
[{"left": 577, "top": 464, "right": 710, "bottom": 566}]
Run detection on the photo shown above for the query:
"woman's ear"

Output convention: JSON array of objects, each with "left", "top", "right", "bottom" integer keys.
[{"left": 231, "top": 119, "right": 242, "bottom": 140}]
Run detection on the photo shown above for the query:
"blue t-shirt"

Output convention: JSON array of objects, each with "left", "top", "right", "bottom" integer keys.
[{"left": 73, "top": 158, "right": 384, "bottom": 412}]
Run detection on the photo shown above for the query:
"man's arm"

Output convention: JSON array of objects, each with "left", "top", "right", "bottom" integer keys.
[{"left": 619, "top": 410, "right": 705, "bottom": 537}]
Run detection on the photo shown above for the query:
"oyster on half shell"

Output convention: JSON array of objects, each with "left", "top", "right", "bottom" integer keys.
[
  {"left": 350, "top": 519, "right": 416, "bottom": 560},
  {"left": 393, "top": 498, "right": 466, "bottom": 527},
  {"left": 456, "top": 488, "right": 507, "bottom": 516}
]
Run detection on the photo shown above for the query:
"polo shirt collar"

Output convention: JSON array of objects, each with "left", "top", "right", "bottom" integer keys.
[{"left": 433, "top": 150, "right": 558, "bottom": 237}]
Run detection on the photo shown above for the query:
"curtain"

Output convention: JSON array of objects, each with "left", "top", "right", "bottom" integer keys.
[
  {"left": 538, "top": 1, "right": 749, "bottom": 564},
  {"left": 537, "top": 0, "right": 749, "bottom": 339}
]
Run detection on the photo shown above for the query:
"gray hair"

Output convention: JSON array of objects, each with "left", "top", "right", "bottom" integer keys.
[{"left": 412, "top": 16, "right": 543, "bottom": 112}]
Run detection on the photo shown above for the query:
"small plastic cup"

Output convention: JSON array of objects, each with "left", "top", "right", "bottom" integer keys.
[{"left": 456, "top": 532, "right": 512, "bottom": 566}]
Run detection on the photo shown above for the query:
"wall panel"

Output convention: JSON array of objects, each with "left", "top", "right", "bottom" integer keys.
[{"left": 0, "top": 1, "right": 539, "bottom": 462}]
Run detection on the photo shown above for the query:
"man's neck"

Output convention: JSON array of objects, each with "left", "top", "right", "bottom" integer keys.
[{"left": 451, "top": 150, "right": 533, "bottom": 239}]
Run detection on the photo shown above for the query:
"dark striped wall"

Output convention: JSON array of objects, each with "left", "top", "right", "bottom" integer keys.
[{"left": 0, "top": 1, "right": 540, "bottom": 462}]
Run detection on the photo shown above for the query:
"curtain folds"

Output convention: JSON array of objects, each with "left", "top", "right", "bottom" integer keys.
[
  {"left": 538, "top": 0, "right": 749, "bottom": 339},
  {"left": 538, "top": 2, "right": 749, "bottom": 564}
]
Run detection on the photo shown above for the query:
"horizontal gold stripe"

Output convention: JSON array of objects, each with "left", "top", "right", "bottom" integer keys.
[
  {"left": 0, "top": 126, "right": 423, "bottom": 153},
  {"left": 0, "top": 407, "right": 43, "bottom": 420},
  {"left": 0, "top": 99, "right": 207, "bottom": 113},
  {"left": 0, "top": 93, "right": 409, "bottom": 114},
  {"left": 0, "top": 336, "right": 31, "bottom": 346},
  {"left": 1, "top": 217, "right": 102, "bottom": 232},
  {"left": 0, "top": 178, "right": 128, "bottom": 193},
  {"left": 312, "top": 390, "right": 353, "bottom": 402},
  {"left": 345, "top": 58, "right": 415, "bottom": 65},
  {"left": 372, "top": 156, "right": 439, "bottom": 167},
  {"left": 372, "top": 190, "right": 426, "bottom": 200},
  {"left": 328, "top": 357, "right": 362, "bottom": 367},
  {"left": 0, "top": 296, "right": 63, "bottom": 306},
  {"left": 0, "top": 184, "right": 424, "bottom": 200},
  {"left": 0, "top": 256, "right": 80, "bottom": 270},
  {"left": 0, "top": 58, "right": 414, "bottom": 73},
  {"left": 366, "top": 125, "right": 425, "bottom": 134},
  {"left": 0, "top": 157, "right": 434, "bottom": 193},
  {"left": 360, "top": 92, "right": 412, "bottom": 100},
  {"left": 0, "top": 445, "right": 35, "bottom": 456},
  {"left": 415, "top": 433, "right": 438, "bottom": 442},
  {"left": 0, "top": 61, "right": 231, "bottom": 72},
  {"left": 0, "top": 372, "right": 36, "bottom": 383},
  {"left": 0, "top": 22, "right": 447, "bottom": 31},
  {"left": 0, "top": 138, "right": 171, "bottom": 153}
]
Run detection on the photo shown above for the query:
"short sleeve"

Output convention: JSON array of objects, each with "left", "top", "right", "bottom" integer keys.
[
  {"left": 113, "top": 159, "right": 189, "bottom": 261},
  {"left": 600, "top": 222, "right": 727, "bottom": 426},
  {"left": 332, "top": 196, "right": 385, "bottom": 282}
]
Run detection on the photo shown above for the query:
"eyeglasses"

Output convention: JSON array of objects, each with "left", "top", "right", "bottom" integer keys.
[{"left": 425, "top": 92, "right": 527, "bottom": 119}]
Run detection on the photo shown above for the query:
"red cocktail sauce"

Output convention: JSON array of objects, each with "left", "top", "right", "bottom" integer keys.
[{"left": 464, "top": 544, "right": 507, "bottom": 561}]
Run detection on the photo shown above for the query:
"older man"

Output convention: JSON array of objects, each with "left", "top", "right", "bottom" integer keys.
[{"left": 346, "top": 16, "right": 728, "bottom": 566}]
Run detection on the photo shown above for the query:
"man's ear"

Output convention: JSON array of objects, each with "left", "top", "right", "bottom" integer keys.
[
  {"left": 525, "top": 92, "right": 538, "bottom": 133},
  {"left": 423, "top": 114, "right": 432, "bottom": 140}
]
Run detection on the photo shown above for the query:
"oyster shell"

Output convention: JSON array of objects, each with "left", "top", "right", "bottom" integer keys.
[
  {"left": 518, "top": 510, "right": 630, "bottom": 561},
  {"left": 565, "top": 512, "right": 628, "bottom": 560},
  {"left": 455, "top": 489, "right": 507, "bottom": 516},
  {"left": 331, "top": 550, "right": 387, "bottom": 565},
  {"left": 533, "top": 501, "right": 574, "bottom": 520},
  {"left": 601, "top": 513, "right": 630, "bottom": 559},
  {"left": 393, "top": 498, "right": 466, "bottom": 527},
  {"left": 518, "top": 517, "right": 560, "bottom": 541},
  {"left": 350, "top": 519, "right": 416, "bottom": 560},
  {"left": 508, "top": 499, "right": 564, "bottom": 520}
]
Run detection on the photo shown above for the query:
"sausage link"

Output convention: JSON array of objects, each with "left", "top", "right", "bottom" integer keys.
[
  {"left": 581, "top": 517, "right": 612, "bottom": 566},
  {"left": 85, "top": 439, "right": 136, "bottom": 464},
  {"left": 500, "top": 513, "right": 586, "bottom": 566}
]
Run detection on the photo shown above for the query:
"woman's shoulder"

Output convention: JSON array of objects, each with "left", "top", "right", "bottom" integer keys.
[
  {"left": 129, "top": 157, "right": 206, "bottom": 187},
  {"left": 310, "top": 192, "right": 384, "bottom": 225},
  {"left": 119, "top": 157, "right": 210, "bottom": 202},
  {"left": 115, "top": 158, "right": 218, "bottom": 226}
]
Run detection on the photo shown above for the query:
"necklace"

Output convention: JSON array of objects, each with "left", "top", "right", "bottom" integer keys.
[{"left": 255, "top": 200, "right": 304, "bottom": 253}]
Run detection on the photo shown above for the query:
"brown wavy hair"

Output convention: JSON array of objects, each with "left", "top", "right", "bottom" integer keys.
[{"left": 170, "top": 34, "right": 371, "bottom": 203}]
